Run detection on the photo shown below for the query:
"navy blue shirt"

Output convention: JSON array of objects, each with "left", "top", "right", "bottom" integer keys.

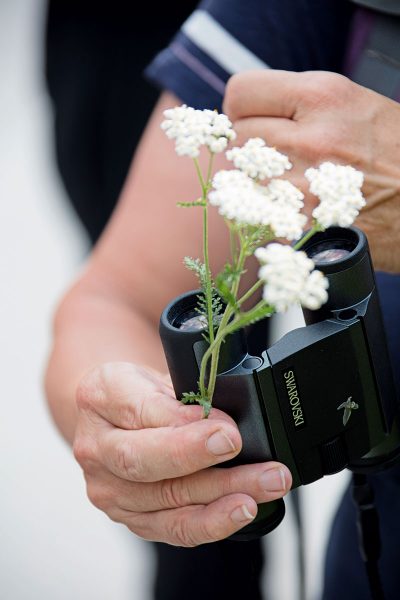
[{"left": 147, "top": 0, "right": 354, "bottom": 110}]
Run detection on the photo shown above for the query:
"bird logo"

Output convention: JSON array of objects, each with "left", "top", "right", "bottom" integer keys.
[{"left": 337, "top": 396, "right": 359, "bottom": 426}]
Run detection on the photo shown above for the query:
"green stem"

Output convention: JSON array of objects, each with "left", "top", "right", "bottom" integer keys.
[
  {"left": 207, "top": 346, "right": 220, "bottom": 400},
  {"left": 216, "top": 300, "right": 273, "bottom": 341},
  {"left": 199, "top": 238, "right": 247, "bottom": 401},
  {"left": 199, "top": 299, "right": 274, "bottom": 400},
  {"left": 201, "top": 221, "right": 324, "bottom": 405},
  {"left": 206, "top": 153, "right": 214, "bottom": 189},
  {"left": 193, "top": 156, "right": 215, "bottom": 349},
  {"left": 293, "top": 223, "right": 323, "bottom": 250},
  {"left": 203, "top": 205, "right": 214, "bottom": 346},
  {"left": 193, "top": 157, "right": 206, "bottom": 191},
  {"left": 237, "top": 279, "right": 263, "bottom": 307},
  {"left": 227, "top": 222, "right": 237, "bottom": 264},
  {"left": 198, "top": 325, "right": 228, "bottom": 398}
]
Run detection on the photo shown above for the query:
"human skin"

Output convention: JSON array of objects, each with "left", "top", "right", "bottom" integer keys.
[
  {"left": 223, "top": 70, "right": 400, "bottom": 273},
  {"left": 45, "top": 91, "right": 291, "bottom": 547},
  {"left": 46, "top": 70, "right": 400, "bottom": 547}
]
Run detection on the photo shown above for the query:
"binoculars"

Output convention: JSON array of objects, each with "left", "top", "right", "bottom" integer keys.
[{"left": 159, "top": 227, "right": 400, "bottom": 540}]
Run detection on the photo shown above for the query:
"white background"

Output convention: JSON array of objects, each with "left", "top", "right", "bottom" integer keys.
[{"left": 0, "top": 2, "right": 348, "bottom": 598}]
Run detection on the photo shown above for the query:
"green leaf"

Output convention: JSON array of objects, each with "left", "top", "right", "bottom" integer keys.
[
  {"left": 183, "top": 257, "right": 207, "bottom": 288},
  {"left": 241, "top": 225, "right": 274, "bottom": 255},
  {"left": 216, "top": 263, "right": 246, "bottom": 290},
  {"left": 181, "top": 392, "right": 212, "bottom": 418},
  {"left": 177, "top": 199, "right": 207, "bottom": 208},
  {"left": 181, "top": 391, "right": 203, "bottom": 404},
  {"left": 230, "top": 304, "right": 274, "bottom": 330},
  {"left": 215, "top": 276, "right": 239, "bottom": 312},
  {"left": 211, "top": 289, "right": 224, "bottom": 321}
]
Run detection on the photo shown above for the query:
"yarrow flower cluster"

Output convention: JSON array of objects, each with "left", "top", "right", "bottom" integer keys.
[
  {"left": 159, "top": 104, "right": 367, "bottom": 414},
  {"left": 209, "top": 170, "right": 306, "bottom": 240},
  {"left": 306, "top": 162, "right": 365, "bottom": 228},
  {"left": 226, "top": 137, "right": 292, "bottom": 180},
  {"left": 255, "top": 244, "right": 329, "bottom": 312},
  {"left": 161, "top": 105, "right": 236, "bottom": 158}
]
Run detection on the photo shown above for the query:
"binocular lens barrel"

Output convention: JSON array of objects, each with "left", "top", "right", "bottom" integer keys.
[
  {"left": 301, "top": 227, "right": 375, "bottom": 323},
  {"left": 304, "top": 227, "right": 361, "bottom": 266},
  {"left": 159, "top": 290, "right": 286, "bottom": 540}
]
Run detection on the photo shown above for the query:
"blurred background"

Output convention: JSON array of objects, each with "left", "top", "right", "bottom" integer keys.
[{"left": 0, "top": 1, "right": 349, "bottom": 598}]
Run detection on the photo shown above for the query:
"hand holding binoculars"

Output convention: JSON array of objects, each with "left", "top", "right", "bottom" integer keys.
[{"left": 160, "top": 227, "right": 400, "bottom": 540}]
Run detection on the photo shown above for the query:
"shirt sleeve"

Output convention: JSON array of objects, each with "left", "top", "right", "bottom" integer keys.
[{"left": 145, "top": 0, "right": 355, "bottom": 110}]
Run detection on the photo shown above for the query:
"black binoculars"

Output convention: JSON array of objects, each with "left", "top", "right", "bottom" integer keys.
[{"left": 159, "top": 227, "right": 400, "bottom": 540}]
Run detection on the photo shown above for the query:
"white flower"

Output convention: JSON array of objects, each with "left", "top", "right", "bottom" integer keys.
[
  {"left": 209, "top": 170, "right": 306, "bottom": 240},
  {"left": 255, "top": 243, "right": 329, "bottom": 312},
  {"left": 265, "top": 179, "right": 307, "bottom": 239},
  {"left": 305, "top": 162, "right": 366, "bottom": 228},
  {"left": 226, "top": 138, "right": 292, "bottom": 180},
  {"left": 161, "top": 105, "right": 236, "bottom": 158},
  {"left": 267, "top": 179, "right": 304, "bottom": 209},
  {"left": 211, "top": 169, "right": 251, "bottom": 190},
  {"left": 299, "top": 270, "right": 329, "bottom": 310}
]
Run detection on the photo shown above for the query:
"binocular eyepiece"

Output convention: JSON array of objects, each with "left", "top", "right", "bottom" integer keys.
[{"left": 159, "top": 227, "right": 400, "bottom": 540}]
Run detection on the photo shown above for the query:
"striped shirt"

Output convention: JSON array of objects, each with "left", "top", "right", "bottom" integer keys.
[{"left": 146, "top": 0, "right": 354, "bottom": 110}]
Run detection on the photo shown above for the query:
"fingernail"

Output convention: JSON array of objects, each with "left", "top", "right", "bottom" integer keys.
[
  {"left": 206, "top": 430, "right": 237, "bottom": 456},
  {"left": 259, "top": 468, "right": 286, "bottom": 493},
  {"left": 231, "top": 504, "right": 256, "bottom": 524}
]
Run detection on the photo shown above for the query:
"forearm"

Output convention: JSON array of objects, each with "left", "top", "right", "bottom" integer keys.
[
  {"left": 45, "top": 278, "right": 166, "bottom": 444},
  {"left": 45, "top": 91, "right": 234, "bottom": 444}
]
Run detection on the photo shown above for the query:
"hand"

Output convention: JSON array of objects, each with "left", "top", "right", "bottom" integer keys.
[
  {"left": 223, "top": 70, "right": 400, "bottom": 273},
  {"left": 73, "top": 362, "right": 291, "bottom": 547}
]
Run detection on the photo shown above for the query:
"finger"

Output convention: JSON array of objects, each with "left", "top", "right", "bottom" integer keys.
[
  {"left": 231, "top": 116, "right": 323, "bottom": 174},
  {"left": 77, "top": 362, "right": 236, "bottom": 430},
  {"left": 88, "top": 462, "right": 291, "bottom": 513},
  {"left": 224, "top": 70, "right": 350, "bottom": 123},
  {"left": 100, "top": 417, "right": 243, "bottom": 482},
  {"left": 224, "top": 70, "right": 304, "bottom": 121},
  {"left": 119, "top": 493, "right": 259, "bottom": 546},
  {"left": 231, "top": 116, "right": 298, "bottom": 151}
]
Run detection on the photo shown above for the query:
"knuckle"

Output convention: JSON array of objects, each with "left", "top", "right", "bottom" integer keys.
[
  {"left": 224, "top": 73, "right": 246, "bottom": 118},
  {"left": 219, "top": 469, "right": 236, "bottom": 497},
  {"left": 303, "top": 125, "right": 343, "bottom": 161},
  {"left": 114, "top": 440, "right": 144, "bottom": 481},
  {"left": 115, "top": 402, "right": 142, "bottom": 431},
  {"left": 302, "top": 72, "right": 352, "bottom": 109},
  {"left": 97, "top": 362, "right": 124, "bottom": 395},
  {"left": 100, "top": 362, "right": 146, "bottom": 429},
  {"left": 73, "top": 436, "right": 97, "bottom": 469},
  {"left": 77, "top": 362, "right": 154, "bottom": 430},
  {"left": 86, "top": 482, "right": 112, "bottom": 511},
  {"left": 168, "top": 515, "right": 200, "bottom": 547},
  {"left": 158, "top": 478, "right": 192, "bottom": 509},
  {"left": 106, "top": 509, "right": 125, "bottom": 524},
  {"left": 231, "top": 120, "right": 250, "bottom": 146},
  {"left": 99, "top": 362, "right": 136, "bottom": 396},
  {"left": 76, "top": 367, "right": 106, "bottom": 411},
  {"left": 126, "top": 515, "right": 154, "bottom": 541}
]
